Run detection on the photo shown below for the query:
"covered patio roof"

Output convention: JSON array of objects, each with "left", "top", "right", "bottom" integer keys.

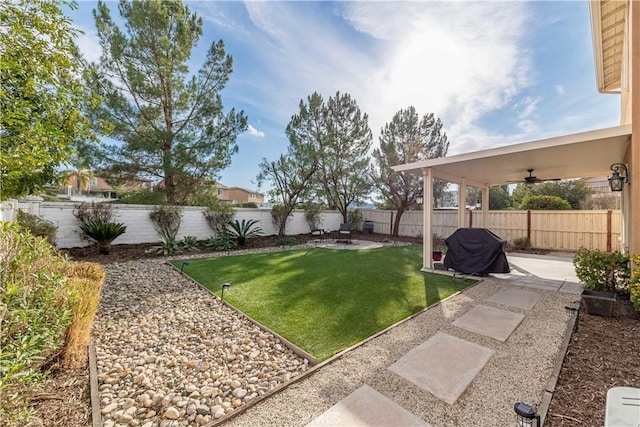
[{"left": 392, "top": 125, "right": 632, "bottom": 187}]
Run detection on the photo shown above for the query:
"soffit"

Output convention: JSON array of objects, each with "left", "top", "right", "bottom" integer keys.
[{"left": 392, "top": 125, "right": 632, "bottom": 187}]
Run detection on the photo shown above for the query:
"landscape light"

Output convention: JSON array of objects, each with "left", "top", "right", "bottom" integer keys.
[
  {"left": 514, "top": 402, "right": 540, "bottom": 427},
  {"left": 221, "top": 282, "right": 231, "bottom": 301}
]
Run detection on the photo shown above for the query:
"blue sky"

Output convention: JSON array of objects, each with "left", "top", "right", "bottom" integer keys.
[{"left": 68, "top": 1, "right": 621, "bottom": 194}]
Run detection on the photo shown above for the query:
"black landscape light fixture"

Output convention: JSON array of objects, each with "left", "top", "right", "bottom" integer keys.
[
  {"left": 180, "top": 262, "right": 190, "bottom": 273},
  {"left": 608, "top": 163, "right": 629, "bottom": 192},
  {"left": 221, "top": 282, "right": 231, "bottom": 301},
  {"left": 514, "top": 402, "right": 541, "bottom": 427}
]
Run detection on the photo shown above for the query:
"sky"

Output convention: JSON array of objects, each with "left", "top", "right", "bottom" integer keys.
[{"left": 67, "top": 0, "right": 621, "bottom": 195}]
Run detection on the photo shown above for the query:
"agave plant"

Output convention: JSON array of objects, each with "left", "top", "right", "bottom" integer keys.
[
  {"left": 227, "top": 219, "right": 263, "bottom": 246},
  {"left": 79, "top": 220, "right": 127, "bottom": 254}
]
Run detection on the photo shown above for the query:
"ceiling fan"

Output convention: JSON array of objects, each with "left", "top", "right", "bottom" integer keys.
[{"left": 508, "top": 169, "right": 562, "bottom": 185}]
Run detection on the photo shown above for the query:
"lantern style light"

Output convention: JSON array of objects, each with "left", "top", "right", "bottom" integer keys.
[
  {"left": 514, "top": 402, "right": 541, "bottom": 427},
  {"left": 608, "top": 163, "right": 629, "bottom": 192}
]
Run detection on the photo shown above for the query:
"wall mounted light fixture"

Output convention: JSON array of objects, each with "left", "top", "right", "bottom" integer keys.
[{"left": 608, "top": 163, "right": 629, "bottom": 192}]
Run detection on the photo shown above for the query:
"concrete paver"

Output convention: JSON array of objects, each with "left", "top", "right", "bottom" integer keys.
[
  {"left": 306, "top": 384, "right": 431, "bottom": 427},
  {"left": 388, "top": 332, "right": 494, "bottom": 405},
  {"left": 487, "top": 287, "right": 541, "bottom": 310},
  {"left": 453, "top": 304, "right": 525, "bottom": 341}
]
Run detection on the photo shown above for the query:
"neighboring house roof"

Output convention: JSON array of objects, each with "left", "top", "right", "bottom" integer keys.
[
  {"left": 228, "top": 186, "right": 264, "bottom": 197},
  {"left": 590, "top": 0, "right": 627, "bottom": 93}
]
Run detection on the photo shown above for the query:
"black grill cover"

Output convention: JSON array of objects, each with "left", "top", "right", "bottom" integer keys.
[{"left": 443, "top": 228, "right": 510, "bottom": 276}]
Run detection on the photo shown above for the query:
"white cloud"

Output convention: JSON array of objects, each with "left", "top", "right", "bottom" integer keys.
[
  {"left": 75, "top": 26, "right": 101, "bottom": 64},
  {"left": 247, "top": 124, "right": 265, "bottom": 138},
  {"left": 239, "top": 1, "right": 531, "bottom": 155},
  {"left": 555, "top": 84, "right": 566, "bottom": 95}
]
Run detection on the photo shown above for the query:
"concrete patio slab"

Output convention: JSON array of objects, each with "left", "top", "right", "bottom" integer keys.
[
  {"left": 388, "top": 332, "right": 494, "bottom": 405},
  {"left": 306, "top": 384, "right": 431, "bottom": 427},
  {"left": 453, "top": 305, "right": 525, "bottom": 341},
  {"left": 506, "top": 254, "right": 580, "bottom": 283},
  {"left": 487, "top": 288, "right": 541, "bottom": 310},
  {"left": 313, "top": 239, "right": 384, "bottom": 250}
]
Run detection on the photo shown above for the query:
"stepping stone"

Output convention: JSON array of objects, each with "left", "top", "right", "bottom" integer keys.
[
  {"left": 388, "top": 332, "right": 494, "bottom": 405},
  {"left": 306, "top": 384, "right": 430, "bottom": 426},
  {"left": 453, "top": 305, "right": 525, "bottom": 342},
  {"left": 487, "top": 288, "right": 540, "bottom": 310}
]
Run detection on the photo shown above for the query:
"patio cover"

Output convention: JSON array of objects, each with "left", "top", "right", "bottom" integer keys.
[{"left": 391, "top": 124, "right": 632, "bottom": 271}]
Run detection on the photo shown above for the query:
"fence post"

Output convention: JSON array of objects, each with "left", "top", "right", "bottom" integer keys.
[
  {"left": 469, "top": 209, "right": 473, "bottom": 228},
  {"left": 607, "top": 210, "right": 612, "bottom": 252},
  {"left": 527, "top": 210, "right": 531, "bottom": 243}
]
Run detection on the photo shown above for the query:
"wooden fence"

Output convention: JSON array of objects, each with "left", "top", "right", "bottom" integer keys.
[{"left": 360, "top": 209, "right": 621, "bottom": 252}]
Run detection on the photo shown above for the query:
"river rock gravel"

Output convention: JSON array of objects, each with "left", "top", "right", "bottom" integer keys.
[{"left": 94, "top": 258, "right": 310, "bottom": 427}]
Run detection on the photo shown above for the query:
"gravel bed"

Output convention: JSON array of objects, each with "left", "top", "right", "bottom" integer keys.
[
  {"left": 227, "top": 279, "right": 576, "bottom": 427},
  {"left": 94, "top": 244, "right": 574, "bottom": 427},
  {"left": 94, "top": 257, "right": 310, "bottom": 427}
]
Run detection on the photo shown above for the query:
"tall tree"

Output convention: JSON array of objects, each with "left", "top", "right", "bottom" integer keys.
[
  {"left": 317, "top": 92, "right": 373, "bottom": 222},
  {"left": 512, "top": 180, "right": 592, "bottom": 209},
  {"left": 466, "top": 185, "right": 512, "bottom": 210},
  {"left": 256, "top": 94, "right": 324, "bottom": 236},
  {"left": 371, "top": 107, "right": 449, "bottom": 236},
  {"left": 0, "top": 0, "right": 95, "bottom": 200},
  {"left": 88, "top": 0, "right": 247, "bottom": 205}
]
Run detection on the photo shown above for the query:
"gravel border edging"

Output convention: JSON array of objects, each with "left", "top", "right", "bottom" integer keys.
[
  {"left": 538, "top": 301, "right": 579, "bottom": 425},
  {"left": 88, "top": 340, "right": 101, "bottom": 427}
]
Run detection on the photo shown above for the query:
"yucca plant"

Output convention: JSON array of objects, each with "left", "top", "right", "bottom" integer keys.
[
  {"left": 205, "top": 234, "right": 237, "bottom": 251},
  {"left": 155, "top": 236, "right": 183, "bottom": 255},
  {"left": 227, "top": 219, "right": 263, "bottom": 246},
  {"left": 79, "top": 220, "right": 127, "bottom": 254},
  {"left": 180, "top": 235, "right": 199, "bottom": 251}
]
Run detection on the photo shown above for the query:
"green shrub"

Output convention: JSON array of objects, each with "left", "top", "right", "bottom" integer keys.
[
  {"left": 348, "top": 208, "right": 364, "bottom": 230},
  {"left": 79, "top": 220, "right": 127, "bottom": 254},
  {"left": 155, "top": 236, "right": 183, "bottom": 255},
  {"left": 205, "top": 235, "right": 237, "bottom": 251},
  {"left": 73, "top": 201, "right": 115, "bottom": 225},
  {"left": 149, "top": 205, "right": 182, "bottom": 239},
  {"left": 519, "top": 195, "right": 571, "bottom": 210},
  {"left": 16, "top": 210, "right": 57, "bottom": 246},
  {"left": 303, "top": 203, "right": 323, "bottom": 230},
  {"left": 228, "top": 219, "right": 263, "bottom": 246},
  {"left": 0, "top": 222, "right": 72, "bottom": 420},
  {"left": 180, "top": 235, "right": 199, "bottom": 251},
  {"left": 203, "top": 203, "right": 235, "bottom": 236},
  {"left": 270, "top": 204, "right": 289, "bottom": 235},
  {"left": 274, "top": 236, "right": 297, "bottom": 246},
  {"left": 115, "top": 188, "right": 165, "bottom": 205},
  {"left": 573, "top": 248, "right": 630, "bottom": 294},
  {"left": 511, "top": 236, "right": 531, "bottom": 250},
  {"left": 630, "top": 255, "right": 640, "bottom": 312}
]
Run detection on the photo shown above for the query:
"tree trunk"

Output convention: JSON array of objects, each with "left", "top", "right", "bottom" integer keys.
[{"left": 392, "top": 207, "right": 406, "bottom": 237}]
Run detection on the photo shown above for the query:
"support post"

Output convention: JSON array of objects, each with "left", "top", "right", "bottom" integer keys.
[{"left": 422, "top": 168, "right": 434, "bottom": 271}]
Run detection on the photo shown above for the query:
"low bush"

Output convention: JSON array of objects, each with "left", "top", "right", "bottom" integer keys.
[
  {"left": 274, "top": 236, "right": 297, "bottom": 246},
  {"left": 149, "top": 205, "right": 182, "bottom": 239},
  {"left": 79, "top": 220, "right": 127, "bottom": 254},
  {"left": 180, "top": 235, "right": 199, "bottom": 251},
  {"left": 511, "top": 236, "right": 532, "bottom": 250},
  {"left": 203, "top": 203, "right": 235, "bottom": 236},
  {"left": 228, "top": 219, "right": 263, "bottom": 246},
  {"left": 73, "top": 201, "right": 115, "bottom": 225},
  {"left": 573, "top": 248, "right": 630, "bottom": 294},
  {"left": 630, "top": 255, "right": 640, "bottom": 312},
  {"left": 205, "top": 235, "right": 237, "bottom": 251},
  {"left": 60, "top": 262, "right": 105, "bottom": 367},
  {"left": 16, "top": 210, "right": 57, "bottom": 246},
  {"left": 155, "top": 236, "right": 183, "bottom": 255},
  {"left": 1, "top": 223, "right": 71, "bottom": 420}
]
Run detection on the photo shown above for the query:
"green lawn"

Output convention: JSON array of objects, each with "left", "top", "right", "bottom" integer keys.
[{"left": 176, "top": 245, "right": 475, "bottom": 361}]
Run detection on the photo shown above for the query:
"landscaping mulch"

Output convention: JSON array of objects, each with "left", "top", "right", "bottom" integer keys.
[
  {"left": 546, "top": 298, "right": 640, "bottom": 427},
  {"left": 39, "top": 235, "right": 640, "bottom": 426}
]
